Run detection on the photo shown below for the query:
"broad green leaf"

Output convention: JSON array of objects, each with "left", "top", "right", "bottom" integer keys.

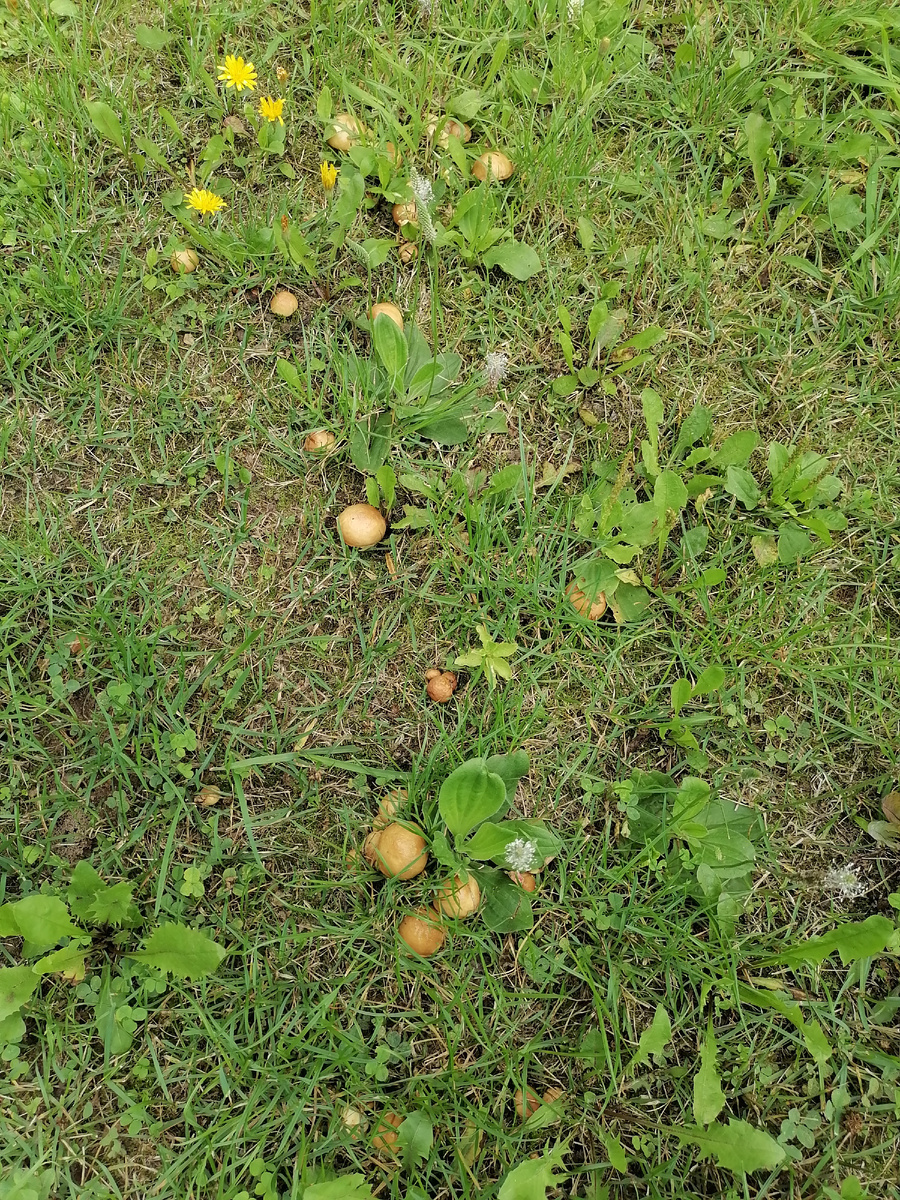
[
  {"left": 827, "top": 188, "right": 865, "bottom": 233},
  {"left": 86, "top": 100, "right": 126, "bottom": 153},
  {"left": 11, "top": 895, "right": 80, "bottom": 947},
  {"left": 304, "top": 1177, "right": 373, "bottom": 1200},
  {"left": 693, "top": 1021, "right": 726, "bottom": 1125},
  {"left": 577, "top": 215, "right": 595, "bottom": 251},
  {"left": 132, "top": 134, "right": 173, "bottom": 175},
  {"left": 671, "top": 1118, "right": 785, "bottom": 1174},
  {"left": 397, "top": 1111, "right": 433, "bottom": 1170},
  {"left": 375, "top": 464, "right": 396, "bottom": 511},
  {"left": 135, "top": 24, "right": 173, "bottom": 50},
  {"left": 479, "top": 869, "right": 534, "bottom": 933},
  {"left": 673, "top": 403, "right": 713, "bottom": 459},
  {"left": 497, "top": 1143, "right": 566, "bottom": 1200},
  {"left": 484, "top": 750, "right": 530, "bottom": 804},
  {"left": 0, "top": 966, "right": 39, "bottom": 1021},
  {"left": 621, "top": 326, "right": 667, "bottom": 351},
  {"left": 701, "top": 217, "right": 738, "bottom": 239},
  {"left": 416, "top": 416, "right": 468, "bottom": 445},
  {"left": 95, "top": 973, "right": 134, "bottom": 1058},
  {"left": 315, "top": 85, "right": 332, "bottom": 123},
  {"left": 276, "top": 357, "right": 303, "bottom": 393},
  {"left": 349, "top": 412, "right": 392, "bottom": 474},
  {"left": 692, "top": 664, "right": 725, "bottom": 696},
  {"left": 482, "top": 241, "right": 543, "bottom": 280},
  {"left": 803, "top": 1018, "right": 832, "bottom": 1068},
  {"left": 607, "top": 582, "right": 652, "bottom": 623},
  {"left": 131, "top": 923, "right": 227, "bottom": 978},
  {"left": 372, "top": 313, "right": 407, "bottom": 388},
  {"left": 771, "top": 915, "right": 893, "bottom": 968},
  {"left": 0, "top": 903, "right": 20, "bottom": 936},
  {"left": 709, "top": 430, "right": 759, "bottom": 468},
  {"left": 464, "top": 820, "right": 561, "bottom": 866},
  {"left": 447, "top": 89, "right": 483, "bottom": 119},
  {"left": 750, "top": 534, "right": 778, "bottom": 565},
  {"left": 724, "top": 465, "right": 761, "bottom": 509},
  {"left": 777, "top": 522, "right": 813, "bottom": 563},
  {"left": 641, "top": 387, "right": 664, "bottom": 448},
  {"left": 653, "top": 470, "right": 688, "bottom": 524},
  {"left": 670, "top": 678, "right": 692, "bottom": 716},
  {"left": 439, "top": 760, "right": 506, "bottom": 840},
  {"left": 628, "top": 1004, "right": 672, "bottom": 1070},
  {"left": 743, "top": 113, "right": 772, "bottom": 207},
  {"left": 50, "top": 0, "right": 80, "bottom": 14},
  {"left": 591, "top": 308, "right": 627, "bottom": 351},
  {"left": 0, "top": 1012, "right": 26, "bottom": 1044},
  {"left": 87, "top": 881, "right": 136, "bottom": 927},
  {"left": 599, "top": 1128, "right": 627, "bottom": 1172}
]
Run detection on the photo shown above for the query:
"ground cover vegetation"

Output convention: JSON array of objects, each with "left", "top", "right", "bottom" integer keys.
[{"left": 1, "top": 0, "right": 899, "bottom": 1197}]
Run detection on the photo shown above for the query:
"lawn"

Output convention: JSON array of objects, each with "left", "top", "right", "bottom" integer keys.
[{"left": 1, "top": 0, "right": 899, "bottom": 1198}]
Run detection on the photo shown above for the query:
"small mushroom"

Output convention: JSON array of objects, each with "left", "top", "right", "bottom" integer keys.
[
  {"left": 371, "top": 1111, "right": 403, "bottom": 1151},
  {"left": 370, "top": 301, "right": 404, "bottom": 330},
  {"left": 384, "top": 141, "right": 403, "bottom": 165},
  {"left": 326, "top": 112, "right": 368, "bottom": 152},
  {"left": 392, "top": 201, "right": 418, "bottom": 228},
  {"left": 398, "top": 241, "right": 418, "bottom": 265},
  {"left": 303, "top": 430, "right": 336, "bottom": 453},
  {"left": 436, "top": 874, "right": 480, "bottom": 919},
  {"left": 363, "top": 830, "right": 383, "bottom": 864},
  {"left": 508, "top": 871, "right": 537, "bottom": 892},
  {"left": 170, "top": 248, "right": 199, "bottom": 274},
  {"left": 398, "top": 907, "right": 445, "bottom": 956},
  {"left": 337, "top": 503, "right": 387, "bottom": 548},
  {"left": 270, "top": 289, "right": 298, "bottom": 318},
  {"left": 426, "top": 670, "right": 458, "bottom": 703},
  {"left": 425, "top": 115, "right": 472, "bottom": 148},
  {"left": 373, "top": 823, "right": 428, "bottom": 880},
  {"left": 514, "top": 1087, "right": 541, "bottom": 1121},
  {"left": 472, "top": 150, "right": 515, "bottom": 182},
  {"left": 374, "top": 788, "right": 408, "bottom": 829},
  {"left": 566, "top": 579, "right": 607, "bottom": 620},
  {"left": 543, "top": 1087, "right": 565, "bottom": 1104}
]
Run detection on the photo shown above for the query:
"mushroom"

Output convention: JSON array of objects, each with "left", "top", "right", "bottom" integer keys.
[
  {"left": 514, "top": 1087, "right": 541, "bottom": 1121},
  {"left": 508, "top": 871, "right": 537, "bottom": 892},
  {"left": 384, "top": 141, "right": 403, "bottom": 165},
  {"left": 392, "top": 201, "right": 418, "bottom": 228},
  {"left": 363, "top": 830, "right": 383, "bottom": 864},
  {"left": 472, "top": 151, "right": 515, "bottom": 182},
  {"left": 170, "top": 248, "right": 199, "bottom": 274},
  {"left": 436, "top": 874, "right": 480, "bottom": 919},
  {"left": 374, "top": 788, "right": 408, "bottom": 830},
  {"left": 398, "top": 907, "right": 445, "bottom": 956},
  {"left": 398, "top": 241, "right": 418, "bottom": 265},
  {"left": 425, "top": 115, "right": 472, "bottom": 148},
  {"left": 426, "top": 671, "right": 457, "bottom": 703},
  {"left": 270, "top": 289, "right": 298, "bottom": 317},
  {"left": 371, "top": 1111, "right": 403, "bottom": 1151},
  {"left": 326, "top": 112, "right": 368, "bottom": 152},
  {"left": 543, "top": 1087, "right": 565, "bottom": 1104},
  {"left": 373, "top": 823, "right": 428, "bottom": 880},
  {"left": 337, "top": 503, "right": 387, "bottom": 548},
  {"left": 303, "top": 430, "right": 336, "bottom": 453},
  {"left": 566, "top": 579, "right": 607, "bottom": 620},
  {"left": 370, "top": 301, "right": 404, "bottom": 330}
]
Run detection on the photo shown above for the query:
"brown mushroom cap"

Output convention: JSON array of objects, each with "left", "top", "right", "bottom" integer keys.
[
  {"left": 370, "top": 301, "right": 404, "bottom": 330},
  {"left": 303, "top": 430, "right": 336, "bottom": 453},
  {"left": 566, "top": 579, "right": 607, "bottom": 620},
  {"left": 472, "top": 150, "right": 515, "bottom": 182},
  {"left": 270, "top": 289, "right": 298, "bottom": 318},
  {"left": 425, "top": 116, "right": 472, "bottom": 148},
  {"left": 374, "top": 788, "right": 408, "bottom": 830},
  {"left": 426, "top": 671, "right": 458, "bottom": 703},
  {"left": 514, "top": 1087, "right": 541, "bottom": 1121},
  {"left": 337, "top": 503, "right": 387, "bottom": 549},
  {"left": 436, "top": 874, "right": 481, "bottom": 919},
  {"left": 508, "top": 870, "right": 537, "bottom": 892},
  {"left": 392, "top": 201, "right": 419, "bottom": 228},
  {"left": 363, "top": 830, "right": 383, "bottom": 864},
  {"left": 384, "top": 141, "right": 403, "bottom": 165},
  {"left": 398, "top": 241, "right": 418, "bottom": 265},
  {"left": 398, "top": 907, "right": 446, "bottom": 956},
  {"left": 326, "top": 112, "right": 368, "bottom": 152},
  {"left": 170, "top": 248, "right": 199, "bottom": 274},
  {"left": 371, "top": 1111, "right": 403, "bottom": 1151},
  {"left": 543, "top": 1087, "right": 565, "bottom": 1104},
  {"left": 374, "top": 823, "right": 428, "bottom": 879}
]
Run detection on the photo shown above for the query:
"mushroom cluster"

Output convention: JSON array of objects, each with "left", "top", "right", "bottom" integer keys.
[{"left": 356, "top": 792, "right": 482, "bottom": 958}]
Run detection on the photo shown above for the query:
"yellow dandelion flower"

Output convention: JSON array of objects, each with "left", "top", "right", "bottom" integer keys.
[
  {"left": 320, "top": 160, "right": 338, "bottom": 192},
  {"left": 185, "top": 188, "right": 226, "bottom": 217},
  {"left": 217, "top": 54, "right": 257, "bottom": 92},
  {"left": 258, "top": 96, "right": 285, "bottom": 126}
]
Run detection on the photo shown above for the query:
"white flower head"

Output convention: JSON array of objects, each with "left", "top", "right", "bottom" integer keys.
[
  {"left": 506, "top": 837, "right": 540, "bottom": 873},
  {"left": 824, "top": 862, "right": 865, "bottom": 901},
  {"left": 567, "top": 0, "right": 584, "bottom": 20},
  {"left": 483, "top": 350, "right": 509, "bottom": 390},
  {"left": 409, "top": 169, "right": 437, "bottom": 244},
  {"left": 417, "top": 0, "right": 436, "bottom": 19}
]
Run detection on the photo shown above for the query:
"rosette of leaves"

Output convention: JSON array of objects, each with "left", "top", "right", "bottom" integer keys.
[
  {"left": 346, "top": 317, "right": 489, "bottom": 474},
  {"left": 430, "top": 752, "right": 561, "bottom": 933}
]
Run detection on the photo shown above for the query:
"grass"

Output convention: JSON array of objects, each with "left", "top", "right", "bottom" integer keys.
[{"left": 2, "top": 0, "right": 900, "bottom": 1197}]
